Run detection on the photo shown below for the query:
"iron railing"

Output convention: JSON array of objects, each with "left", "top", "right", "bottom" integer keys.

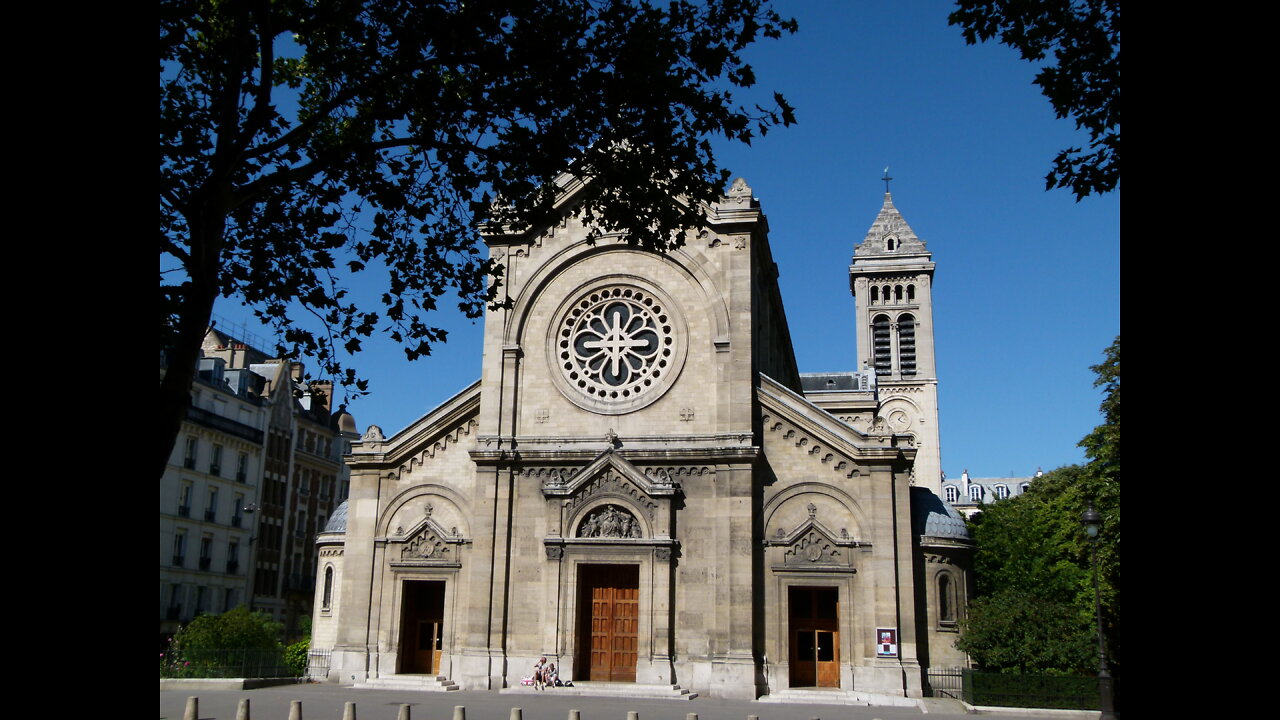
[
  {"left": 958, "top": 668, "right": 1116, "bottom": 711},
  {"left": 159, "top": 647, "right": 293, "bottom": 679},
  {"left": 305, "top": 649, "right": 332, "bottom": 681}
]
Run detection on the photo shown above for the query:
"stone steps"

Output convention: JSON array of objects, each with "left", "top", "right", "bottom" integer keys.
[
  {"left": 353, "top": 674, "right": 460, "bottom": 692},
  {"left": 502, "top": 681, "right": 697, "bottom": 700},
  {"left": 758, "top": 688, "right": 870, "bottom": 706}
]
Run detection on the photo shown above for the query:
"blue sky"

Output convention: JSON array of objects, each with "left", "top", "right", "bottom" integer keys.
[{"left": 213, "top": 2, "right": 1119, "bottom": 480}]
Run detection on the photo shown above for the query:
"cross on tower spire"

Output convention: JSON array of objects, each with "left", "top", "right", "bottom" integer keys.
[{"left": 882, "top": 166, "right": 893, "bottom": 194}]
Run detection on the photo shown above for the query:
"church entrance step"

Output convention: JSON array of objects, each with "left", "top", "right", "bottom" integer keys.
[
  {"left": 501, "top": 681, "right": 696, "bottom": 700},
  {"left": 353, "top": 674, "right": 459, "bottom": 692}
]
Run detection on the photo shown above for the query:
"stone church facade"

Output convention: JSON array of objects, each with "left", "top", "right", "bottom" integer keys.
[{"left": 311, "top": 177, "right": 972, "bottom": 701}]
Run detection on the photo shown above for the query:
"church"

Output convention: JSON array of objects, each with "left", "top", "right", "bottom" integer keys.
[{"left": 309, "top": 176, "right": 973, "bottom": 702}]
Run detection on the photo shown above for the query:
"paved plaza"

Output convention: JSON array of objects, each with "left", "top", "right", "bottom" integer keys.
[{"left": 160, "top": 683, "right": 1078, "bottom": 720}]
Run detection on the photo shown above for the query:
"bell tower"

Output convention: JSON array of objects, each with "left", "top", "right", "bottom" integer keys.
[{"left": 849, "top": 185, "right": 942, "bottom": 495}]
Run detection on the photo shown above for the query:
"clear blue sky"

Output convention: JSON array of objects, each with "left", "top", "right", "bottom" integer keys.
[{"left": 214, "top": 2, "right": 1119, "bottom": 480}]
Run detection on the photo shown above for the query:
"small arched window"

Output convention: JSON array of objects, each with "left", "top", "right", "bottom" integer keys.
[
  {"left": 870, "top": 286, "right": 879, "bottom": 305},
  {"left": 1020, "top": 482, "right": 1031, "bottom": 493},
  {"left": 322, "top": 566, "right": 334, "bottom": 610},
  {"left": 939, "top": 573, "right": 957, "bottom": 625},
  {"left": 907, "top": 284, "right": 915, "bottom": 301},
  {"left": 969, "top": 485, "right": 984, "bottom": 502},
  {"left": 894, "top": 285, "right": 904, "bottom": 302},
  {"left": 887, "top": 236, "right": 897, "bottom": 251},
  {"left": 944, "top": 485, "right": 959, "bottom": 503},
  {"left": 994, "top": 484, "right": 1009, "bottom": 500}
]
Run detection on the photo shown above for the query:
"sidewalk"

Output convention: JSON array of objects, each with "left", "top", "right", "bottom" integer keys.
[{"left": 160, "top": 682, "right": 1098, "bottom": 720}]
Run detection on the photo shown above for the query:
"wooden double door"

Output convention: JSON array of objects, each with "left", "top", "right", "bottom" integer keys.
[
  {"left": 577, "top": 564, "right": 639, "bottom": 682},
  {"left": 789, "top": 586, "right": 840, "bottom": 688}
]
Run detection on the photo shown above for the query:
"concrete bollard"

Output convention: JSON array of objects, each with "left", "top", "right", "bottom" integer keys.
[
  {"left": 184, "top": 697, "right": 198, "bottom": 720},
  {"left": 687, "top": 714, "right": 698, "bottom": 720},
  {"left": 568, "top": 711, "right": 580, "bottom": 720},
  {"left": 453, "top": 705, "right": 466, "bottom": 720},
  {"left": 288, "top": 699, "right": 302, "bottom": 720},
  {"left": 343, "top": 701, "right": 357, "bottom": 720},
  {"left": 627, "top": 712, "right": 639, "bottom": 720},
  {"left": 510, "top": 709, "right": 523, "bottom": 720},
  {"left": 398, "top": 704, "right": 411, "bottom": 720},
  {"left": 236, "top": 697, "right": 250, "bottom": 720},
  {"left": 747, "top": 716, "right": 759, "bottom": 720}
]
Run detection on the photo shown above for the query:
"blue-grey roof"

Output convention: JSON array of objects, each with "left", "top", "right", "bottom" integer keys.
[
  {"left": 910, "top": 487, "right": 970, "bottom": 540},
  {"left": 321, "top": 500, "right": 348, "bottom": 534}
]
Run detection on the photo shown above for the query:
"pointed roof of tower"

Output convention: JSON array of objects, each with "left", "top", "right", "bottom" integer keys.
[{"left": 854, "top": 192, "right": 928, "bottom": 257}]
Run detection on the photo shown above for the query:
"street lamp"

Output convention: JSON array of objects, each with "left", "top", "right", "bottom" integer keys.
[{"left": 1080, "top": 501, "right": 1116, "bottom": 720}]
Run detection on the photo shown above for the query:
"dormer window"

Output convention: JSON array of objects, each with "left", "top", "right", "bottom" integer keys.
[{"left": 886, "top": 235, "right": 897, "bottom": 251}]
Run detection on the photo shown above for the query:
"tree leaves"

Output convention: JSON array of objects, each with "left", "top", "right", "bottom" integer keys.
[
  {"left": 949, "top": 0, "right": 1119, "bottom": 199},
  {"left": 160, "top": 0, "right": 797, "bottom": 476}
]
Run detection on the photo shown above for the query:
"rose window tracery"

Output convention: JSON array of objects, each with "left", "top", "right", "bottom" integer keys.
[{"left": 558, "top": 287, "right": 674, "bottom": 402}]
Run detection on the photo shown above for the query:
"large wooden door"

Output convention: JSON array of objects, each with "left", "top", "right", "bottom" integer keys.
[
  {"left": 578, "top": 564, "right": 638, "bottom": 682},
  {"left": 789, "top": 586, "right": 839, "bottom": 688}
]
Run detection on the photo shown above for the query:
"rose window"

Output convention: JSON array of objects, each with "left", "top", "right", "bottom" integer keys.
[{"left": 558, "top": 287, "right": 674, "bottom": 402}]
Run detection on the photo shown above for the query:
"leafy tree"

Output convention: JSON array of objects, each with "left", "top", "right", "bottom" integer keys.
[
  {"left": 958, "top": 337, "right": 1119, "bottom": 673},
  {"left": 284, "top": 638, "right": 311, "bottom": 677},
  {"left": 948, "top": 0, "right": 1119, "bottom": 199},
  {"left": 160, "top": 0, "right": 798, "bottom": 478},
  {"left": 172, "top": 605, "right": 283, "bottom": 654}
]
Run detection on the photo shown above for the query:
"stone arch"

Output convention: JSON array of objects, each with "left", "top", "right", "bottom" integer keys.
[
  {"left": 566, "top": 495, "right": 653, "bottom": 539},
  {"left": 504, "top": 240, "right": 730, "bottom": 348},
  {"left": 763, "top": 482, "right": 867, "bottom": 540},
  {"left": 377, "top": 483, "right": 471, "bottom": 538}
]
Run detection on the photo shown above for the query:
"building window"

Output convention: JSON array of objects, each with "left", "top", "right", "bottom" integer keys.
[
  {"left": 184, "top": 437, "right": 198, "bottom": 469},
  {"left": 167, "top": 584, "right": 184, "bottom": 620},
  {"left": 172, "top": 531, "right": 187, "bottom": 567},
  {"left": 944, "top": 485, "right": 959, "bottom": 503},
  {"left": 178, "top": 484, "right": 192, "bottom": 517},
  {"left": 195, "top": 586, "right": 207, "bottom": 615},
  {"left": 872, "top": 314, "right": 892, "bottom": 376},
  {"left": 210, "top": 445, "right": 223, "bottom": 477},
  {"left": 938, "top": 572, "right": 958, "bottom": 628},
  {"left": 1020, "top": 482, "right": 1031, "bottom": 493},
  {"left": 205, "top": 487, "right": 218, "bottom": 522},
  {"left": 969, "top": 485, "right": 984, "bottom": 503},
  {"left": 994, "top": 484, "right": 1009, "bottom": 500},
  {"left": 227, "top": 541, "right": 239, "bottom": 574},
  {"left": 236, "top": 452, "right": 248, "bottom": 483},
  {"left": 322, "top": 566, "right": 334, "bottom": 610},
  {"left": 199, "top": 536, "right": 213, "bottom": 571},
  {"left": 897, "top": 314, "right": 916, "bottom": 376},
  {"left": 224, "top": 588, "right": 236, "bottom": 612}
]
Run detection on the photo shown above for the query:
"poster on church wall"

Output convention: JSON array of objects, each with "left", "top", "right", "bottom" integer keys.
[{"left": 876, "top": 628, "right": 898, "bottom": 658}]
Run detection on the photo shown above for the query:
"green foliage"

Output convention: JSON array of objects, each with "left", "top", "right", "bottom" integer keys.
[
  {"left": 958, "top": 336, "right": 1119, "bottom": 674},
  {"left": 949, "top": 0, "right": 1119, "bottom": 199},
  {"left": 284, "top": 638, "right": 311, "bottom": 677},
  {"left": 1079, "top": 336, "right": 1119, "bottom": 483},
  {"left": 173, "top": 605, "right": 283, "bottom": 654},
  {"left": 159, "top": 0, "right": 798, "bottom": 477}
]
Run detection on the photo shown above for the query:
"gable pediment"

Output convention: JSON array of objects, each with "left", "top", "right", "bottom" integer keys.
[
  {"left": 539, "top": 448, "right": 681, "bottom": 519},
  {"left": 388, "top": 504, "right": 469, "bottom": 566}
]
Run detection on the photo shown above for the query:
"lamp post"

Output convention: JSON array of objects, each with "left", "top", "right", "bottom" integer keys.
[{"left": 1080, "top": 501, "right": 1116, "bottom": 719}]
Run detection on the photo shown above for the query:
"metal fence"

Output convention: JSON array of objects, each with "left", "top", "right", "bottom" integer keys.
[
  {"left": 305, "top": 649, "right": 332, "bottom": 681},
  {"left": 953, "top": 668, "right": 1114, "bottom": 711},
  {"left": 924, "top": 666, "right": 965, "bottom": 700},
  {"left": 159, "top": 648, "right": 293, "bottom": 679}
]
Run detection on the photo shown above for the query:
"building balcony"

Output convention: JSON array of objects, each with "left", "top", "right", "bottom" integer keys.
[
  {"left": 199, "top": 557, "right": 212, "bottom": 571},
  {"left": 178, "top": 506, "right": 190, "bottom": 518},
  {"left": 226, "top": 561, "right": 239, "bottom": 574},
  {"left": 172, "top": 555, "right": 185, "bottom": 567},
  {"left": 205, "top": 509, "right": 217, "bottom": 522},
  {"left": 232, "top": 516, "right": 242, "bottom": 528}
]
